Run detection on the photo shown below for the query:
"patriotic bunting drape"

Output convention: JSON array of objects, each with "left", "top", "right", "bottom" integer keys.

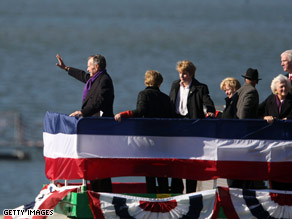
[
  {"left": 6, "top": 185, "right": 292, "bottom": 218},
  {"left": 87, "top": 190, "right": 217, "bottom": 219},
  {"left": 44, "top": 112, "right": 292, "bottom": 182},
  {"left": 87, "top": 187, "right": 292, "bottom": 219},
  {"left": 4, "top": 184, "right": 78, "bottom": 219}
]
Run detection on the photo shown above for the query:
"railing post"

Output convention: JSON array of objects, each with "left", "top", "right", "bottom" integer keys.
[{"left": 81, "top": 179, "right": 87, "bottom": 192}]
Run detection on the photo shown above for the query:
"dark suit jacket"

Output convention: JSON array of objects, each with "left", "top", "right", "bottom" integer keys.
[
  {"left": 68, "top": 67, "right": 114, "bottom": 117},
  {"left": 169, "top": 79, "right": 215, "bottom": 119},
  {"left": 222, "top": 92, "right": 239, "bottom": 119},
  {"left": 263, "top": 93, "right": 292, "bottom": 119},
  {"left": 132, "top": 86, "right": 174, "bottom": 118},
  {"left": 258, "top": 74, "right": 292, "bottom": 117}
]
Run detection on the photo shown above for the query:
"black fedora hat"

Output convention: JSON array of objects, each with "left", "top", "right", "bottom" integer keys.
[{"left": 242, "top": 68, "right": 261, "bottom": 81}]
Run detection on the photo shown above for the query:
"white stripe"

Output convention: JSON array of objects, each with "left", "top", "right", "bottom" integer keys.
[
  {"left": 43, "top": 132, "right": 78, "bottom": 158},
  {"left": 44, "top": 133, "right": 292, "bottom": 162},
  {"left": 229, "top": 188, "right": 255, "bottom": 219}
]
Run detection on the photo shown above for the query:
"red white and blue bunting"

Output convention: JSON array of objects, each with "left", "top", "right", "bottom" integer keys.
[
  {"left": 4, "top": 184, "right": 78, "bottom": 219},
  {"left": 6, "top": 185, "right": 292, "bottom": 218},
  {"left": 43, "top": 112, "right": 292, "bottom": 182},
  {"left": 87, "top": 189, "right": 218, "bottom": 219},
  {"left": 218, "top": 187, "right": 292, "bottom": 219},
  {"left": 86, "top": 187, "right": 292, "bottom": 219}
]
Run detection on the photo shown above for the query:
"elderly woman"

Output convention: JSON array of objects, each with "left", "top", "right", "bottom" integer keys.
[
  {"left": 263, "top": 74, "right": 292, "bottom": 191},
  {"left": 220, "top": 77, "right": 241, "bottom": 118},
  {"left": 115, "top": 70, "right": 174, "bottom": 193},
  {"left": 263, "top": 74, "right": 292, "bottom": 123}
]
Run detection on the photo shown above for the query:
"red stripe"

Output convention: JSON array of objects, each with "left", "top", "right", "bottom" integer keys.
[
  {"left": 29, "top": 188, "right": 77, "bottom": 219},
  {"left": 211, "top": 191, "right": 220, "bottom": 219},
  {"left": 37, "top": 189, "right": 76, "bottom": 210},
  {"left": 217, "top": 187, "right": 239, "bottom": 219},
  {"left": 139, "top": 200, "right": 177, "bottom": 213},
  {"left": 45, "top": 157, "right": 292, "bottom": 181},
  {"left": 87, "top": 191, "right": 105, "bottom": 219},
  {"left": 270, "top": 192, "right": 292, "bottom": 206}
]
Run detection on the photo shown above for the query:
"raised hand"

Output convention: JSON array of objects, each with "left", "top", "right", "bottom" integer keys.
[{"left": 56, "top": 54, "right": 66, "bottom": 70}]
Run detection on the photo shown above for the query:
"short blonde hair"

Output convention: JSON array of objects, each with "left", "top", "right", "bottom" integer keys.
[
  {"left": 176, "top": 60, "right": 196, "bottom": 78},
  {"left": 270, "top": 74, "right": 291, "bottom": 95},
  {"left": 144, "top": 70, "right": 163, "bottom": 87},
  {"left": 220, "top": 77, "right": 241, "bottom": 91}
]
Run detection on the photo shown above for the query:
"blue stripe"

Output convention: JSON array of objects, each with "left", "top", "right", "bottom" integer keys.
[
  {"left": 43, "top": 111, "right": 79, "bottom": 134},
  {"left": 181, "top": 194, "right": 203, "bottom": 219},
  {"left": 77, "top": 117, "right": 292, "bottom": 140},
  {"left": 112, "top": 196, "right": 135, "bottom": 219},
  {"left": 43, "top": 112, "right": 292, "bottom": 140},
  {"left": 242, "top": 189, "right": 275, "bottom": 219}
]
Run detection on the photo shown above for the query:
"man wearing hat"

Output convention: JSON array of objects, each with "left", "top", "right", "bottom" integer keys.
[
  {"left": 236, "top": 68, "right": 261, "bottom": 119},
  {"left": 228, "top": 68, "right": 266, "bottom": 189}
]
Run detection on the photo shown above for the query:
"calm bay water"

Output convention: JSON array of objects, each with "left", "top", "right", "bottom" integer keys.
[{"left": 1, "top": 0, "right": 292, "bottom": 211}]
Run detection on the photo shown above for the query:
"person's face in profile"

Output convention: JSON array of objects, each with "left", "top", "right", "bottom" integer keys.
[
  {"left": 87, "top": 58, "right": 100, "bottom": 77},
  {"left": 281, "top": 54, "right": 292, "bottom": 73}
]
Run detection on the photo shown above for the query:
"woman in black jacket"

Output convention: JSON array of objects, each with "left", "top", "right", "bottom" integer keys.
[
  {"left": 263, "top": 74, "right": 292, "bottom": 191},
  {"left": 115, "top": 70, "right": 174, "bottom": 193},
  {"left": 220, "top": 77, "right": 241, "bottom": 119}
]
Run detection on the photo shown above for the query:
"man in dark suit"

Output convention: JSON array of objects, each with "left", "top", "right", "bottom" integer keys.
[
  {"left": 169, "top": 60, "right": 215, "bottom": 193},
  {"left": 56, "top": 54, "right": 114, "bottom": 192},
  {"left": 56, "top": 54, "right": 114, "bottom": 118}
]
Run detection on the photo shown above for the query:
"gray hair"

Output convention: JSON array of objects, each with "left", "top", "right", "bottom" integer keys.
[
  {"left": 88, "top": 54, "right": 106, "bottom": 70},
  {"left": 281, "top": 50, "right": 292, "bottom": 62},
  {"left": 270, "top": 74, "right": 291, "bottom": 95}
]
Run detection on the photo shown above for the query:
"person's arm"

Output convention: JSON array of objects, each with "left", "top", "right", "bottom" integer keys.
[
  {"left": 258, "top": 96, "right": 269, "bottom": 118},
  {"left": 263, "top": 116, "right": 275, "bottom": 123},
  {"left": 56, "top": 54, "right": 89, "bottom": 83},
  {"left": 70, "top": 110, "right": 82, "bottom": 117},
  {"left": 114, "top": 111, "right": 133, "bottom": 122},
  {"left": 202, "top": 85, "right": 216, "bottom": 117}
]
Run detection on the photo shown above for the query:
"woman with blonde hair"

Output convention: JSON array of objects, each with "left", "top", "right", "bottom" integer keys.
[
  {"left": 220, "top": 77, "right": 241, "bottom": 118},
  {"left": 115, "top": 70, "right": 174, "bottom": 193}
]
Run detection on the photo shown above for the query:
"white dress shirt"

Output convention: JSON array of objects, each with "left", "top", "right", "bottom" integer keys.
[{"left": 175, "top": 82, "right": 191, "bottom": 116}]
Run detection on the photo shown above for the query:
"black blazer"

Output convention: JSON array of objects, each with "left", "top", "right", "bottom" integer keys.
[
  {"left": 132, "top": 86, "right": 174, "bottom": 118},
  {"left": 259, "top": 74, "right": 292, "bottom": 117},
  {"left": 222, "top": 92, "right": 239, "bottom": 119},
  {"left": 68, "top": 67, "right": 114, "bottom": 117},
  {"left": 169, "top": 79, "right": 215, "bottom": 119},
  {"left": 264, "top": 93, "right": 292, "bottom": 119}
]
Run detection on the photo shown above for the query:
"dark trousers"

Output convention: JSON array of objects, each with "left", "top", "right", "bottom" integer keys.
[
  {"left": 270, "top": 181, "right": 292, "bottom": 191},
  {"left": 146, "top": 177, "right": 169, "bottom": 193},
  {"left": 171, "top": 178, "right": 197, "bottom": 193},
  {"left": 90, "top": 178, "right": 112, "bottom": 192}
]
